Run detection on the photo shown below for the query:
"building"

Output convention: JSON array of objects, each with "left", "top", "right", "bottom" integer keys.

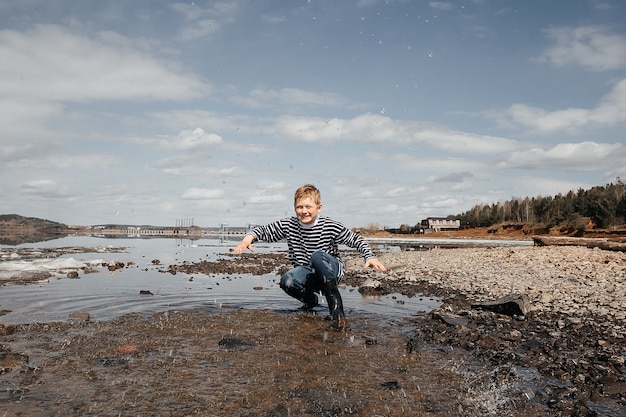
[{"left": 421, "top": 217, "right": 461, "bottom": 233}]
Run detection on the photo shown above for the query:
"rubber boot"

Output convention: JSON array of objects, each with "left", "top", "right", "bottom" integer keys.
[
  {"left": 282, "top": 285, "right": 318, "bottom": 310},
  {"left": 322, "top": 279, "right": 345, "bottom": 323},
  {"left": 301, "top": 290, "right": 319, "bottom": 310}
]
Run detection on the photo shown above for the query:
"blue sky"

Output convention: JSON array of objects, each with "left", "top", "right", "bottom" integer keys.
[{"left": 1, "top": 0, "right": 625, "bottom": 229}]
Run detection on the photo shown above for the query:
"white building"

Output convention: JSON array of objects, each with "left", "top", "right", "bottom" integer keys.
[{"left": 421, "top": 217, "right": 461, "bottom": 233}]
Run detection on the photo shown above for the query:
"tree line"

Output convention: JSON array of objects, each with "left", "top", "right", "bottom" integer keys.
[{"left": 453, "top": 178, "right": 626, "bottom": 231}]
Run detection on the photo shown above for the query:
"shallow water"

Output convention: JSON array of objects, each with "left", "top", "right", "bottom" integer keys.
[
  {"left": 1, "top": 236, "right": 616, "bottom": 416},
  {"left": 0, "top": 236, "right": 439, "bottom": 324}
]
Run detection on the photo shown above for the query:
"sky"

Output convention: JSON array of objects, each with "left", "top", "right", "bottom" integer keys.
[{"left": 1, "top": 0, "right": 625, "bottom": 229}]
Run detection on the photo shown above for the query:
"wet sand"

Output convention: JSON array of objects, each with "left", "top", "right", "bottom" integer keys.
[{"left": 1, "top": 244, "right": 625, "bottom": 416}]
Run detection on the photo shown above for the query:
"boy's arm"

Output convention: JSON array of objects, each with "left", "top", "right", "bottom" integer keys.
[
  {"left": 337, "top": 226, "right": 387, "bottom": 272},
  {"left": 234, "top": 219, "right": 289, "bottom": 254}
]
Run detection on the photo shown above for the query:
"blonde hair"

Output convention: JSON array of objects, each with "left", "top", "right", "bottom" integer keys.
[{"left": 294, "top": 184, "right": 321, "bottom": 206}]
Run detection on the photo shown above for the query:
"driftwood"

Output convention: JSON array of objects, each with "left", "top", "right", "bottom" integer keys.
[{"left": 532, "top": 236, "right": 626, "bottom": 252}]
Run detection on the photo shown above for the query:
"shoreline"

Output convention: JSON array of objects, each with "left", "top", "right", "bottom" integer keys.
[{"left": 1, "top": 239, "right": 625, "bottom": 415}]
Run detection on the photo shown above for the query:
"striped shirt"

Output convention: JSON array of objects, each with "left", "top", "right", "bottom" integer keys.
[{"left": 249, "top": 216, "right": 376, "bottom": 279}]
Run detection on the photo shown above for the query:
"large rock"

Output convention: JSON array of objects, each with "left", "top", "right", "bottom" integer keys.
[{"left": 471, "top": 294, "right": 530, "bottom": 317}]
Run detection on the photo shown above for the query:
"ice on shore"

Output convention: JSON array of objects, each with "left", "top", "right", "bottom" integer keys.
[{"left": 0, "top": 257, "right": 105, "bottom": 281}]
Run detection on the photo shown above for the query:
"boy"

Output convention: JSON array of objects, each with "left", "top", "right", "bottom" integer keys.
[{"left": 235, "top": 184, "right": 387, "bottom": 325}]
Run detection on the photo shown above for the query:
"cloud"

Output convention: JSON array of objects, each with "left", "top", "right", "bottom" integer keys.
[
  {"left": 430, "top": 171, "right": 475, "bottom": 183},
  {"left": 44, "top": 153, "right": 123, "bottom": 170},
  {"left": 181, "top": 187, "right": 224, "bottom": 200},
  {"left": 141, "top": 128, "right": 223, "bottom": 150},
  {"left": 494, "top": 78, "right": 626, "bottom": 134},
  {"left": 20, "top": 179, "right": 68, "bottom": 198},
  {"left": 537, "top": 25, "right": 626, "bottom": 71},
  {"left": 429, "top": 2, "right": 453, "bottom": 11},
  {"left": 230, "top": 87, "right": 351, "bottom": 110},
  {"left": 179, "top": 19, "right": 221, "bottom": 40},
  {"left": 248, "top": 194, "right": 287, "bottom": 204},
  {"left": 0, "top": 99, "right": 66, "bottom": 142},
  {"left": 497, "top": 141, "right": 624, "bottom": 171},
  {"left": 172, "top": 128, "right": 223, "bottom": 150},
  {"left": 274, "top": 113, "right": 520, "bottom": 154},
  {"left": 0, "top": 143, "right": 62, "bottom": 164},
  {"left": 0, "top": 25, "right": 211, "bottom": 103},
  {"left": 171, "top": 1, "right": 238, "bottom": 40}
]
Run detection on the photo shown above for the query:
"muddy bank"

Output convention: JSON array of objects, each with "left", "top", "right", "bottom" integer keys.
[
  {"left": 1, "top": 244, "right": 625, "bottom": 416},
  {"left": 2, "top": 308, "right": 544, "bottom": 417}
]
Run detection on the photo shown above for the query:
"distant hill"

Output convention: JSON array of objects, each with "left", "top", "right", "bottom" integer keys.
[
  {"left": 0, "top": 214, "right": 67, "bottom": 229},
  {"left": 0, "top": 214, "right": 69, "bottom": 245}
]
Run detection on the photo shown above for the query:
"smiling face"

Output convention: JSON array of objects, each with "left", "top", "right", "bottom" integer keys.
[{"left": 294, "top": 197, "right": 322, "bottom": 225}]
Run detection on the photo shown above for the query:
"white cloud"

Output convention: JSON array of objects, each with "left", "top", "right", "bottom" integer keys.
[
  {"left": 0, "top": 99, "right": 65, "bottom": 142},
  {"left": 180, "top": 19, "right": 221, "bottom": 40},
  {"left": 20, "top": 179, "right": 68, "bottom": 198},
  {"left": 497, "top": 141, "right": 624, "bottom": 171},
  {"left": 173, "top": 128, "right": 223, "bottom": 150},
  {"left": 44, "top": 153, "right": 123, "bottom": 170},
  {"left": 140, "top": 128, "right": 223, "bottom": 150},
  {"left": 379, "top": 153, "right": 485, "bottom": 174},
  {"left": 0, "top": 25, "right": 211, "bottom": 103},
  {"left": 495, "top": 78, "right": 626, "bottom": 134},
  {"left": 274, "top": 113, "right": 520, "bottom": 154},
  {"left": 181, "top": 188, "right": 224, "bottom": 200},
  {"left": 538, "top": 25, "right": 626, "bottom": 71},
  {"left": 429, "top": 2, "right": 453, "bottom": 11},
  {"left": 171, "top": 1, "right": 238, "bottom": 39},
  {"left": 248, "top": 194, "right": 287, "bottom": 204},
  {"left": 0, "top": 143, "right": 62, "bottom": 163}
]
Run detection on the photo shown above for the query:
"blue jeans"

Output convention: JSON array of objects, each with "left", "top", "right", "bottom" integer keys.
[{"left": 280, "top": 251, "right": 340, "bottom": 297}]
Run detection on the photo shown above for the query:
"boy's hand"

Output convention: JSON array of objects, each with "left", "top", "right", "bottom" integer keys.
[
  {"left": 364, "top": 258, "right": 386, "bottom": 272},
  {"left": 234, "top": 235, "right": 255, "bottom": 254}
]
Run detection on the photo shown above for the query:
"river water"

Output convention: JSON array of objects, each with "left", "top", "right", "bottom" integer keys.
[{"left": 0, "top": 235, "right": 442, "bottom": 324}]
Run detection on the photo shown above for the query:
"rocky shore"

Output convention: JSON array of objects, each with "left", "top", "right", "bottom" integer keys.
[{"left": 341, "top": 244, "right": 626, "bottom": 416}]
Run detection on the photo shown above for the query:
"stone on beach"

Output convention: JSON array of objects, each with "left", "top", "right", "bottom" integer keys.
[{"left": 471, "top": 294, "right": 530, "bottom": 317}]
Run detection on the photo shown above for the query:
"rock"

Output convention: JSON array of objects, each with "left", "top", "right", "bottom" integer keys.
[
  {"left": 539, "top": 293, "right": 553, "bottom": 303},
  {"left": 67, "top": 271, "right": 79, "bottom": 278},
  {"left": 602, "top": 381, "right": 626, "bottom": 396},
  {"left": 358, "top": 278, "right": 384, "bottom": 296},
  {"left": 471, "top": 294, "right": 530, "bottom": 317},
  {"left": 431, "top": 310, "right": 470, "bottom": 326},
  {"left": 0, "top": 325, "right": 16, "bottom": 336},
  {"left": 218, "top": 337, "right": 253, "bottom": 349},
  {"left": 68, "top": 312, "right": 90, "bottom": 323},
  {"left": 380, "top": 381, "right": 400, "bottom": 390},
  {"left": 0, "top": 351, "right": 28, "bottom": 373},
  {"left": 106, "top": 261, "right": 125, "bottom": 271}
]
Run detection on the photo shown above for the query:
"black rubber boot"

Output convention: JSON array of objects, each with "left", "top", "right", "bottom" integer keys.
[
  {"left": 322, "top": 279, "right": 345, "bottom": 322},
  {"left": 301, "top": 290, "right": 319, "bottom": 310},
  {"left": 282, "top": 285, "right": 318, "bottom": 310}
]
